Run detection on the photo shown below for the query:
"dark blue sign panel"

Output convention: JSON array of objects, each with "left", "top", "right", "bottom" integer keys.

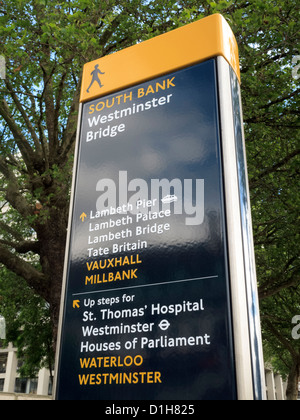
[{"left": 56, "top": 60, "right": 237, "bottom": 400}]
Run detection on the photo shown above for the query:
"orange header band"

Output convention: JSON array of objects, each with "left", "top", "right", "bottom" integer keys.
[{"left": 80, "top": 14, "right": 240, "bottom": 103}]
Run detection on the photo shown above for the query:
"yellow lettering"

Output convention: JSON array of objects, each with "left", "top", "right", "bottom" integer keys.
[
  {"left": 156, "top": 80, "right": 166, "bottom": 91},
  {"left": 86, "top": 262, "right": 93, "bottom": 271},
  {"left": 79, "top": 358, "right": 90, "bottom": 368},
  {"left": 155, "top": 372, "right": 162, "bottom": 383},
  {"left": 138, "top": 88, "right": 145, "bottom": 98},
  {"left": 115, "top": 271, "right": 121, "bottom": 281},
  {"left": 90, "top": 358, "right": 97, "bottom": 368},
  {"left": 96, "top": 101, "right": 105, "bottom": 112},
  {"left": 79, "top": 371, "right": 162, "bottom": 385},
  {"left": 106, "top": 97, "right": 115, "bottom": 108},
  {"left": 85, "top": 275, "right": 93, "bottom": 285},
  {"left": 123, "top": 256, "right": 130, "bottom": 265},
  {"left": 146, "top": 85, "right": 155, "bottom": 96},
  {"left": 116, "top": 94, "right": 123, "bottom": 105},
  {"left": 167, "top": 77, "right": 176, "bottom": 88},
  {"left": 124, "top": 91, "right": 133, "bottom": 102},
  {"left": 78, "top": 374, "right": 89, "bottom": 385}
]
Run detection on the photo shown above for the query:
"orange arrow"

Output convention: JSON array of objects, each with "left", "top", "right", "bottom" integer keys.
[
  {"left": 73, "top": 300, "right": 80, "bottom": 309},
  {"left": 80, "top": 212, "right": 87, "bottom": 222}
]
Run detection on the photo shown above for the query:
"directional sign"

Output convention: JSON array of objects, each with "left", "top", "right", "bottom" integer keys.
[{"left": 54, "top": 14, "right": 265, "bottom": 401}]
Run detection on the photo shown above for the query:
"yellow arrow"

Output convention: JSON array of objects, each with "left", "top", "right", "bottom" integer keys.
[
  {"left": 73, "top": 300, "right": 80, "bottom": 309},
  {"left": 80, "top": 212, "right": 87, "bottom": 222}
]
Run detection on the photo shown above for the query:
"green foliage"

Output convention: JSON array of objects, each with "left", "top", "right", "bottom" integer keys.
[
  {"left": 261, "top": 286, "right": 300, "bottom": 395},
  {"left": 0, "top": 267, "right": 54, "bottom": 379}
]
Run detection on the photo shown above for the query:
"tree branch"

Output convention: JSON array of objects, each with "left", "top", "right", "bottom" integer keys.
[
  {"left": 40, "top": 57, "right": 57, "bottom": 158},
  {"left": 54, "top": 70, "right": 68, "bottom": 135},
  {"left": 0, "top": 242, "right": 46, "bottom": 298},
  {"left": 259, "top": 273, "right": 300, "bottom": 300},
  {"left": 0, "top": 89, "right": 39, "bottom": 98},
  {"left": 59, "top": 80, "right": 81, "bottom": 163},
  {"left": 0, "top": 239, "right": 41, "bottom": 254},
  {"left": 263, "top": 317, "right": 298, "bottom": 358},
  {"left": 0, "top": 99, "right": 36, "bottom": 173},
  {"left": 241, "top": 52, "right": 290, "bottom": 74},
  {"left": 258, "top": 88, "right": 300, "bottom": 111},
  {"left": 250, "top": 149, "right": 300, "bottom": 187},
  {"left": 0, "top": 219, "right": 25, "bottom": 242},
  {"left": 0, "top": 156, "right": 33, "bottom": 220},
  {"left": 4, "top": 78, "right": 43, "bottom": 155}
]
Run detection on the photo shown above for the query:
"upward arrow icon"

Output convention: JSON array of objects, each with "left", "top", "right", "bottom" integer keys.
[{"left": 80, "top": 212, "right": 87, "bottom": 222}]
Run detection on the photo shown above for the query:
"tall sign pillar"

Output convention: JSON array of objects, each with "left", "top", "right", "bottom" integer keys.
[{"left": 54, "top": 14, "right": 265, "bottom": 400}]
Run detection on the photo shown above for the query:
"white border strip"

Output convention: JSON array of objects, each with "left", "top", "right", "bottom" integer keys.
[
  {"left": 217, "top": 57, "right": 254, "bottom": 400},
  {"left": 236, "top": 73, "right": 266, "bottom": 400}
]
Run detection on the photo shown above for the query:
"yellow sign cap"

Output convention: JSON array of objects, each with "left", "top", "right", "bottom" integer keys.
[{"left": 80, "top": 14, "right": 240, "bottom": 103}]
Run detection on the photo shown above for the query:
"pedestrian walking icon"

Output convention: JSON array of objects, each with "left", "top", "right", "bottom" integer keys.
[{"left": 86, "top": 64, "right": 105, "bottom": 93}]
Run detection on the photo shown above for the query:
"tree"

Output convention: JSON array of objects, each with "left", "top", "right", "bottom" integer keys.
[
  {"left": 0, "top": 0, "right": 299, "bottom": 398},
  {"left": 228, "top": 0, "right": 300, "bottom": 398},
  {"left": 0, "top": 267, "right": 54, "bottom": 381},
  {"left": 261, "top": 287, "right": 300, "bottom": 400},
  {"left": 0, "top": 0, "right": 183, "bottom": 347}
]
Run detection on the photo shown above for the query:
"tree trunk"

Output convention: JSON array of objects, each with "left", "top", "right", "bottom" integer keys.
[
  {"left": 36, "top": 202, "right": 69, "bottom": 350},
  {"left": 286, "top": 359, "right": 299, "bottom": 400}
]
